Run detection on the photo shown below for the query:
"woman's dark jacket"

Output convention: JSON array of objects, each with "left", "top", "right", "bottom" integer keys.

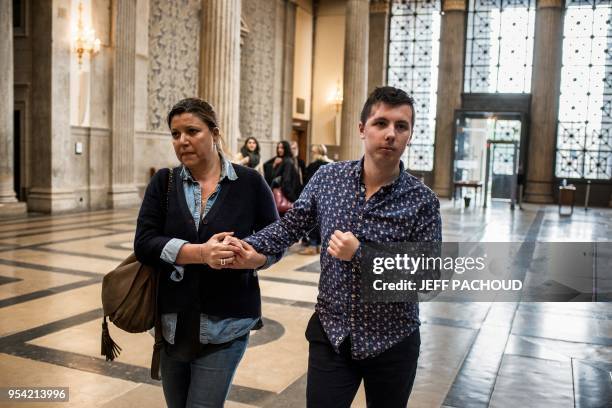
[
  {"left": 273, "top": 157, "right": 302, "bottom": 202},
  {"left": 134, "top": 165, "right": 279, "bottom": 319},
  {"left": 304, "top": 159, "right": 330, "bottom": 186}
]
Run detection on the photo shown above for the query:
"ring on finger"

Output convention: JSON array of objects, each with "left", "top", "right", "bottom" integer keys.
[{"left": 221, "top": 258, "right": 226, "bottom": 266}]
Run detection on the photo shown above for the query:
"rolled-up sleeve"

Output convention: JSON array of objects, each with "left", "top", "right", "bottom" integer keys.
[{"left": 161, "top": 238, "right": 189, "bottom": 282}]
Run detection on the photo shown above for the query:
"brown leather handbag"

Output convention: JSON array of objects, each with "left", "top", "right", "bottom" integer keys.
[{"left": 100, "top": 169, "right": 173, "bottom": 380}]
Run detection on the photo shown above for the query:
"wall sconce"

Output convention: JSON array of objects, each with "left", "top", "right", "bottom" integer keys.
[
  {"left": 333, "top": 80, "right": 343, "bottom": 113},
  {"left": 74, "top": 1, "right": 101, "bottom": 66}
]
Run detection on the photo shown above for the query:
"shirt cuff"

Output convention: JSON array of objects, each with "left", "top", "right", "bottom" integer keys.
[
  {"left": 256, "top": 251, "right": 285, "bottom": 271},
  {"left": 161, "top": 238, "right": 189, "bottom": 264},
  {"left": 170, "top": 265, "right": 185, "bottom": 282}
]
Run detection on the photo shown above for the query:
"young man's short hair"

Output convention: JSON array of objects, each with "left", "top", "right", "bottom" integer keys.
[{"left": 359, "top": 86, "right": 415, "bottom": 130}]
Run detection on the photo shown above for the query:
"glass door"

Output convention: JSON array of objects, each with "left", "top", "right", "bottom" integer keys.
[{"left": 453, "top": 112, "right": 525, "bottom": 208}]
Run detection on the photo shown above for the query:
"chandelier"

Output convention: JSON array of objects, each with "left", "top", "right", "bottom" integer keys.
[{"left": 74, "top": 1, "right": 101, "bottom": 65}]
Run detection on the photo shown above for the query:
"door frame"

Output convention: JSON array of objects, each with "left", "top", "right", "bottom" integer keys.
[{"left": 451, "top": 110, "right": 529, "bottom": 203}]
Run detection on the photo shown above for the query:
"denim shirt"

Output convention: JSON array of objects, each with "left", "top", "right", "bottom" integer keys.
[{"left": 159, "top": 156, "right": 276, "bottom": 344}]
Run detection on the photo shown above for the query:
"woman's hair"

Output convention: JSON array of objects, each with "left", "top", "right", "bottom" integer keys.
[
  {"left": 277, "top": 141, "right": 293, "bottom": 158},
  {"left": 311, "top": 144, "right": 332, "bottom": 163},
  {"left": 242, "top": 137, "right": 260, "bottom": 154},
  {"left": 167, "top": 98, "right": 224, "bottom": 152},
  {"left": 312, "top": 144, "right": 327, "bottom": 157}
]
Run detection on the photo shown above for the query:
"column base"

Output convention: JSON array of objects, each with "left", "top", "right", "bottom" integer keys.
[
  {"left": 27, "top": 188, "right": 78, "bottom": 213},
  {"left": 108, "top": 184, "right": 141, "bottom": 208},
  {"left": 0, "top": 201, "right": 27, "bottom": 218},
  {"left": 524, "top": 180, "right": 555, "bottom": 204},
  {"left": 433, "top": 184, "right": 452, "bottom": 198}
]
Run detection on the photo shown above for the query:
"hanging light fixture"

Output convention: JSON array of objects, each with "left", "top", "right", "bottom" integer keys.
[{"left": 74, "top": 1, "right": 101, "bottom": 65}]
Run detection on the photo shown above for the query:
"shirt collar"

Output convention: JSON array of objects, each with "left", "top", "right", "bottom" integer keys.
[
  {"left": 179, "top": 154, "right": 238, "bottom": 183},
  {"left": 354, "top": 156, "right": 406, "bottom": 187}
]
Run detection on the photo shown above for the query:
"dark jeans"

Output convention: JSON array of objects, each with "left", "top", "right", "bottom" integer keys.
[
  {"left": 305, "top": 313, "right": 420, "bottom": 408},
  {"left": 160, "top": 333, "right": 249, "bottom": 408}
]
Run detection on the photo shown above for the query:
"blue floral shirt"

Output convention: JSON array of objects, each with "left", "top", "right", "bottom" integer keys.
[{"left": 246, "top": 158, "right": 441, "bottom": 359}]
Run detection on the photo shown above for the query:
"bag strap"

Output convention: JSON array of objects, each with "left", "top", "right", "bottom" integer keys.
[{"left": 151, "top": 167, "right": 174, "bottom": 380}]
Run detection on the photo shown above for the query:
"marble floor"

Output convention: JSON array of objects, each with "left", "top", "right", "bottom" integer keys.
[{"left": 0, "top": 201, "right": 610, "bottom": 407}]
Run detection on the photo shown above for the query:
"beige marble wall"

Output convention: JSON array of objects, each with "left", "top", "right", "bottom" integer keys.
[
  {"left": 134, "top": 132, "right": 178, "bottom": 194},
  {"left": 311, "top": 1, "right": 346, "bottom": 147}
]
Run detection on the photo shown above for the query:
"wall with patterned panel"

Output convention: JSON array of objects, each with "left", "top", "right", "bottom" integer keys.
[
  {"left": 239, "top": 0, "right": 278, "bottom": 145},
  {"left": 147, "top": 0, "right": 201, "bottom": 132}
]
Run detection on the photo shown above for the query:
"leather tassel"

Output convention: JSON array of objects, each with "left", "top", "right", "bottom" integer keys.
[{"left": 101, "top": 317, "right": 122, "bottom": 361}]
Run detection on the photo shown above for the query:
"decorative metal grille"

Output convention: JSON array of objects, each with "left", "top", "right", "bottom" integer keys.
[
  {"left": 556, "top": 0, "right": 612, "bottom": 180},
  {"left": 464, "top": 0, "right": 536, "bottom": 93},
  {"left": 387, "top": 0, "right": 441, "bottom": 171}
]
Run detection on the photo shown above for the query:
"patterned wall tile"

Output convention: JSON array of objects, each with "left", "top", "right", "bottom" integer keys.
[
  {"left": 240, "top": 0, "right": 277, "bottom": 142},
  {"left": 147, "top": 0, "right": 201, "bottom": 131}
]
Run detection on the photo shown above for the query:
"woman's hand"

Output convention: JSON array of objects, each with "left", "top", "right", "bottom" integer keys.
[
  {"left": 201, "top": 232, "right": 240, "bottom": 269},
  {"left": 223, "top": 237, "right": 267, "bottom": 269},
  {"left": 240, "top": 156, "right": 250, "bottom": 165},
  {"left": 327, "top": 230, "right": 360, "bottom": 261},
  {"left": 273, "top": 157, "right": 283, "bottom": 168}
]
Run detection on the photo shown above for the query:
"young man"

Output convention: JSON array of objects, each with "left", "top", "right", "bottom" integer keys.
[{"left": 226, "top": 86, "right": 441, "bottom": 407}]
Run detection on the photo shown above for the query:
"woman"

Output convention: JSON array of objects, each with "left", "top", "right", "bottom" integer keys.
[
  {"left": 234, "top": 137, "right": 262, "bottom": 172},
  {"left": 304, "top": 144, "right": 333, "bottom": 185},
  {"left": 134, "top": 98, "right": 279, "bottom": 408},
  {"left": 272, "top": 141, "right": 302, "bottom": 209},
  {"left": 299, "top": 144, "right": 333, "bottom": 255}
]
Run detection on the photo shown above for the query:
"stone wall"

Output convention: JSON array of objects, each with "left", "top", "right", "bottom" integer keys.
[
  {"left": 147, "top": 0, "right": 201, "bottom": 131},
  {"left": 240, "top": 0, "right": 277, "bottom": 144}
]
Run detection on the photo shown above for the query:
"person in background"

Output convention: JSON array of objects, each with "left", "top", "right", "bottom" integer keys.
[
  {"left": 290, "top": 140, "right": 307, "bottom": 186},
  {"left": 272, "top": 141, "right": 303, "bottom": 206},
  {"left": 299, "top": 144, "right": 334, "bottom": 255},
  {"left": 263, "top": 144, "right": 281, "bottom": 186},
  {"left": 234, "top": 137, "right": 262, "bottom": 173},
  {"left": 304, "top": 144, "right": 333, "bottom": 185}
]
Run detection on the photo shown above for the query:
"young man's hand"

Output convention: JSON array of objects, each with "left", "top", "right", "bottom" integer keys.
[
  {"left": 327, "top": 230, "right": 360, "bottom": 261},
  {"left": 223, "top": 236, "right": 267, "bottom": 269}
]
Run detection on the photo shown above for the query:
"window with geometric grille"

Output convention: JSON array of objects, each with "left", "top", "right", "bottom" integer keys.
[
  {"left": 556, "top": 0, "right": 612, "bottom": 180},
  {"left": 387, "top": 0, "right": 441, "bottom": 172},
  {"left": 464, "top": 0, "right": 536, "bottom": 93}
]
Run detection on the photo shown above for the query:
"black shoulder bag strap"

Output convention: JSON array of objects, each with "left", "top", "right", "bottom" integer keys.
[{"left": 151, "top": 167, "right": 174, "bottom": 380}]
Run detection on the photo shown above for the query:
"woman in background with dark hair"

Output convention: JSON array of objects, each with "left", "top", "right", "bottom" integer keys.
[
  {"left": 272, "top": 141, "right": 302, "bottom": 210},
  {"left": 235, "top": 137, "right": 262, "bottom": 172}
]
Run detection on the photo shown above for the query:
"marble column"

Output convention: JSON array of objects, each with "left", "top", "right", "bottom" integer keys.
[
  {"left": 340, "top": 0, "right": 369, "bottom": 161},
  {"left": 0, "top": 0, "right": 26, "bottom": 217},
  {"left": 109, "top": 0, "right": 140, "bottom": 208},
  {"left": 524, "top": 0, "right": 564, "bottom": 203},
  {"left": 280, "top": 0, "right": 297, "bottom": 141},
  {"left": 28, "top": 0, "right": 76, "bottom": 213},
  {"left": 368, "top": 0, "right": 390, "bottom": 93},
  {"left": 200, "top": 0, "right": 241, "bottom": 156},
  {"left": 432, "top": 0, "right": 467, "bottom": 198}
]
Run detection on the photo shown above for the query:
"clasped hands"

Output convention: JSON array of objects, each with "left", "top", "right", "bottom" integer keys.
[{"left": 201, "top": 230, "right": 360, "bottom": 269}]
